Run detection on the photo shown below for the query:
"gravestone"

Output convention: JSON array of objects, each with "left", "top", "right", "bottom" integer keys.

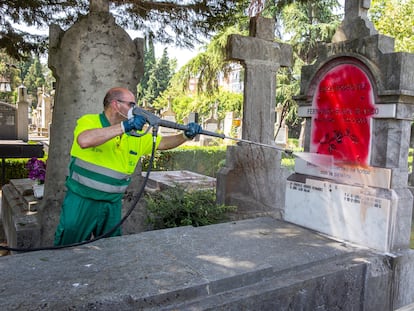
[
  {"left": 0, "top": 86, "right": 29, "bottom": 141},
  {"left": 274, "top": 103, "right": 288, "bottom": 147},
  {"left": 40, "top": 0, "right": 144, "bottom": 245},
  {"left": 200, "top": 103, "right": 219, "bottom": 146},
  {"left": 0, "top": 102, "right": 17, "bottom": 140},
  {"left": 284, "top": 0, "right": 414, "bottom": 305},
  {"left": 216, "top": 16, "right": 292, "bottom": 218},
  {"left": 223, "top": 111, "right": 234, "bottom": 139},
  {"left": 160, "top": 98, "right": 177, "bottom": 136},
  {"left": 16, "top": 86, "right": 29, "bottom": 141},
  {"left": 32, "top": 87, "right": 54, "bottom": 137}
]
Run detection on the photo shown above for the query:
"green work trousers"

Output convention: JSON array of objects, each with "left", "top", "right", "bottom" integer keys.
[{"left": 54, "top": 189, "right": 122, "bottom": 246}]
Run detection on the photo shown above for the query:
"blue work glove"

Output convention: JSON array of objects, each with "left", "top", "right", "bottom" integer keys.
[
  {"left": 122, "top": 115, "right": 146, "bottom": 133},
  {"left": 184, "top": 122, "right": 202, "bottom": 139}
]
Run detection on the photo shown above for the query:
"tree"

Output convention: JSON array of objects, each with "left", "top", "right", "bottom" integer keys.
[
  {"left": 1, "top": 0, "right": 249, "bottom": 61},
  {"left": 171, "top": 1, "right": 341, "bottom": 136},
  {"left": 172, "top": 25, "right": 246, "bottom": 95},
  {"left": 141, "top": 47, "right": 175, "bottom": 105},
  {"left": 369, "top": 0, "right": 414, "bottom": 52},
  {"left": 279, "top": 0, "right": 341, "bottom": 64},
  {"left": 0, "top": 51, "right": 20, "bottom": 103},
  {"left": 0, "top": 0, "right": 89, "bottom": 60},
  {"left": 276, "top": 0, "right": 341, "bottom": 137},
  {"left": 137, "top": 36, "right": 156, "bottom": 102},
  {"left": 23, "top": 57, "right": 45, "bottom": 104}
]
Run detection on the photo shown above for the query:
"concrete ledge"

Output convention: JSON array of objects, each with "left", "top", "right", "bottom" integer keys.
[{"left": 1, "top": 217, "right": 411, "bottom": 310}]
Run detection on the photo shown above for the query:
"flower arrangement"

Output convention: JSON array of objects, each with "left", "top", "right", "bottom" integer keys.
[{"left": 26, "top": 157, "right": 47, "bottom": 184}]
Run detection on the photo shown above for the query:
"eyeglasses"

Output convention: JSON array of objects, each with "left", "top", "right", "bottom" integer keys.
[{"left": 116, "top": 99, "right": 136, "bottom": 108}]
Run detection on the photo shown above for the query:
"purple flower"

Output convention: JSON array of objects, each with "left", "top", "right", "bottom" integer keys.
[{"left": 26, "top": 157, "right": 47, "bottom": 183}]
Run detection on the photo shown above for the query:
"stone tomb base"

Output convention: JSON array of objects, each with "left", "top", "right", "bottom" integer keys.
[
  {"left": 284, "top": 173, "right": 393, "bottom": 252},
  {"left": 1, "top": 217, "right": 414, "bottom": 310}
]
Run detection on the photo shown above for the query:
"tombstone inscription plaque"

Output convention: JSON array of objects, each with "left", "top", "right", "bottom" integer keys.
[{"left": 310, "top": 60, "right": 375, "bottom": 165}]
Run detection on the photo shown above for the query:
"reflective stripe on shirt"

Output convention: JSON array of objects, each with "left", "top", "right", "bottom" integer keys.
[
  {"left": 74, "top": 158, "right": 130, "bottom": 180},
  {"left": 71, "top": 171, "right": 129, "bottom": 193}
]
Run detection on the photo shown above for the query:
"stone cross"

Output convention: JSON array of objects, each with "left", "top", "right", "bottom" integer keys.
[
  {"left": 217, "top": 16, "right": 292, "bottom": 218},
  {"left": 226, "top": 17, "right": 292, "bottom": 145},
  {"left": 344, "top": 0, "right": 371, "bottom": 20},
  {"left": 333, "top": 0, "right": 377, "bottom": 42}
]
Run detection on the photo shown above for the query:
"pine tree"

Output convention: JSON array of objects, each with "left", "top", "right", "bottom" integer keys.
[
  {"left": 137, "top": 36, "right": 156, "bottom": 103},
  {"left": 144, "top": 48, "right": 174, "bottom": 105},
  {"left": 23, "top": 57, "right": 45, "bottom": 104}
]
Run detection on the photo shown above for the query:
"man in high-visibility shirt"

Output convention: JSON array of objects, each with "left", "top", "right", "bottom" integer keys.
[{"left": 54, "top": 87, "right": 202, "bottom": 245}]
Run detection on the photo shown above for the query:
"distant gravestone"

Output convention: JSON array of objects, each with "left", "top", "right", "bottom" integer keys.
[
  {"left": 0, "top": 86, "right": 29, "bottom": 141},
  {"left": 200, "top": 103, "right": 219, "bottom": 146},
  {"left": 160, "top": 98, "right": 177, "bottom": 136},
  {"left": 0, "top": 102, "right": 17, "bottom": 140},
  {"left": 274, "top": 103, "right": 288, "bottom": 147},
  {"left": 32, "top": 87, "right": 54, "bottom": 137},
  {"left": 16, "top": 86, "right": 29, "bottom": 141},
  {"left": 223, "top": 111, "right": 233, "bottom": 137}
]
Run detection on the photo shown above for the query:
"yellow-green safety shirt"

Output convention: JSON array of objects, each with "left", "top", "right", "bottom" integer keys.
[{"left": 66, "top": 113, "right": 161, "bottom": 202}]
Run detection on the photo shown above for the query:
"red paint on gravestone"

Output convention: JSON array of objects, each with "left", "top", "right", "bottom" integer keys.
[{"left": 310, "top": 63, "right": 376, "bottom": 165}]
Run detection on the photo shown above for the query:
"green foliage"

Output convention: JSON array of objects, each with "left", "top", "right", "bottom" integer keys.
[
  {"left": 281, "top": 0, "right": 341, "bottom": 63},
  {"left": 170, "top": 26, "right": 246, "bottom": 96},
  {"left": 154, "top": 86, "right": 242, "bottom": 127},
  {"left": 0, "top": 153, "right": 48, "bottom": 187},
  {"left": 0, "top": 159, "right": 29, "bottom": 187},
  {"left": 137, "top": 38, "right": 156, "bottom": 102},
  {"left": 145, "top": 184, "right": 237, "bottom": 229},
  {"left": 370, "top": 0, "right": 414, "bottom": 53},
  {"left": 275, "top": 0, "right": 341, "bottom": 138},
  {"left": 0, "top": 1, "right": 89, "bottom": 60},
  {"left": 144, "top": 48, "right": 175, "bottom": 105},
  {"left": 0, "top": 53, "right": 53, "bottom": 105},
  {"left": 0, "top": 53, "right": 19, "bottom": 103},
  {"left": 23, "top": 57, "right": 45, "bottom": 102}
]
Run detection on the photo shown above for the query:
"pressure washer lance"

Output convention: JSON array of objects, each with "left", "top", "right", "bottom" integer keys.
[{"left": 131, "top": 106, "right": 294, "bottom": 155}]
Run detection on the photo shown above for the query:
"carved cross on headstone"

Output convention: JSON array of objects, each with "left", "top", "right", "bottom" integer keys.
[{"left": 226, "top": 17, "right": 292, "bottom": 145}]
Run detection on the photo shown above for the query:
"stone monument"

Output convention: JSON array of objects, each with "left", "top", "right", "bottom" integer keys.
[
  {"left": 284, "top": 0, "right": 414, "bottom": 305},
  {"left": 216, "top": 16, "right": 292, "bottom": 218},
  {"left": 274, "top": 102, "right": 288, "bottom": 147},
  {"left": 16, "top": 86, "right": 29, "bottom": 141},
  {"left": 159, "top": 98, "right": 177, "bottom": 136},
  {"left": 0, "top": 102, "right": 17, "bottom": 140},
  {"left": 200, "top": 103, "right": 219, "bottom": 146},
  {"left": 40, "top": 0, "right": 144, "bottom": 244}
]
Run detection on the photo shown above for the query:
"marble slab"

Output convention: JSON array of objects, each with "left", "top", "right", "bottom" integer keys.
[
  {"left": 293, "top": 155, "right": 392, "bottom": 189},
  {"left": 284, "top": 176, "right": 394, "bottom": 252}
]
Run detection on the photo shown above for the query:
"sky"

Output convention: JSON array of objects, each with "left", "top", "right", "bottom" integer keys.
[
  {"left": 126, "top": 30, "right": 200, "bottom": 69},
  {"left": 13, "top": 23, "right": 199, "bottom": 69}
]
